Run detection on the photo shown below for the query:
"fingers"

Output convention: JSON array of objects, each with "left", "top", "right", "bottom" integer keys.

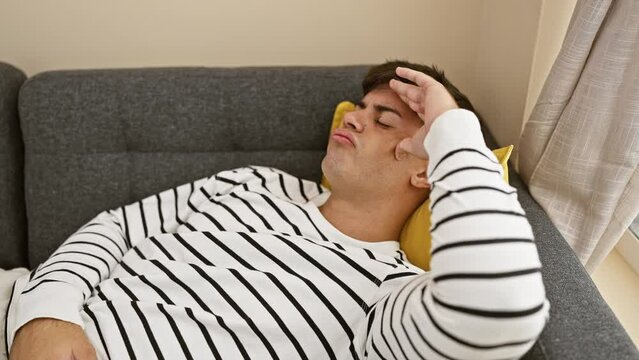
[
  {"left": 404, "top": 97, "right": 423, "bottom": 114},
  {"left": 389, "top": 79, "right": 422, "bottom": 103},
  {"left": 392, "top": 66, "right": 459, "bottom": 125},
  {"left": 390, "top": 80, "right": 424, "bottom": 115},
  {"left": 395, "top": 66, "right": 438, "bottom": 88}
]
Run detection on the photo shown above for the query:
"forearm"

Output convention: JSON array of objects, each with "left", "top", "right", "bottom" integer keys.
[
  {"left": 5, "top": 209, "right": 125, "bottom": 350},
  {"left": 6, "top": 175, "right": 214, "bottom": 349},
  {"left": 367, "top": 109, "right": 549, "bottom": 359},
  {"left": 424, "top": 109, "right": 549, "bottom": 337}
]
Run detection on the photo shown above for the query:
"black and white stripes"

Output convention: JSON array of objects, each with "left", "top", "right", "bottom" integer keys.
[
  {"left": 6, "top": 109, "right": 549, "bottom": 359},
  {"left": 363, "top": 109, "right": 549, "bottom": 359}
]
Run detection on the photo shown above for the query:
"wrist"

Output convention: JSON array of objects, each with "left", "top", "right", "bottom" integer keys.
[
  {"left": 423, "top": 109, "right": 485, "bottom": 169},
  {"left": 16, "top": 317, "right": 80, "bottom": 335}
]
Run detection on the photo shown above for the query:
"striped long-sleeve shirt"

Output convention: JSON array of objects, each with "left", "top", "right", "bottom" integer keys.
[{"left": 6, "top": 109, "right": 549, "bottom": 359}]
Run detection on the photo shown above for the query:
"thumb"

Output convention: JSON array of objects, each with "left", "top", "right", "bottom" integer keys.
[
  {"left": 395, "top": 138, "right": 413, "bottom": 161},
  {"left": 72, "top": 342, "right": 97, "bottom": 360}
]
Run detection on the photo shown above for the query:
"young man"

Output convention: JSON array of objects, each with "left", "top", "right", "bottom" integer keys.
[{"left": 7, "top": 62, "right": 549, "bottom": 359}]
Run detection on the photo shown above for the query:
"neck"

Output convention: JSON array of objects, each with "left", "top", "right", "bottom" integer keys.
[{"left": 318, "top": 190, "right": 417, "bottom": 243}]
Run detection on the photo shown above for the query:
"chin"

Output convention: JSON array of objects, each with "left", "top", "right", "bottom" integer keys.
[
  {"left": 320, "top": 157, "right": 329, "bottom": 176},
  {"left": 321, "top": 154, "right": 349, "bottom": 185},
  {"left": 321, "top": 155, "right": 336, "bottom": 175}
]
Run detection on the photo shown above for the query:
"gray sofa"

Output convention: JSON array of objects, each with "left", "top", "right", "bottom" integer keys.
[{"left": 0, "top": 61, "right": 637, "bottom": 359}]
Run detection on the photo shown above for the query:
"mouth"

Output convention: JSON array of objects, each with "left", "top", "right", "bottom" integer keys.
[{"left": 331, "top": 130, "right": 356, "bottom": 147}]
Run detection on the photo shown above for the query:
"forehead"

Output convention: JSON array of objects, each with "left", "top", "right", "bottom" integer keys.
[
  {"left": 362, "top": 86, "right": 422, "bottom": 126},
  {"left": 362, "top": 86, "right": 402, "bottom": 104}
]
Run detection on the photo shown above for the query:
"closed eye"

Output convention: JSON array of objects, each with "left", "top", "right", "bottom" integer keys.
[{"left": 376, "top": 119, "right": 392, "bottom": 129}]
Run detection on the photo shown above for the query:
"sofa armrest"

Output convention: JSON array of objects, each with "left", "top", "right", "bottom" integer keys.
[
  {"left": 0, "top": 62, "right": 28, "bottom": 268},
  {"left": 511, "top": 167, "right": 638, "bottom": 359}
]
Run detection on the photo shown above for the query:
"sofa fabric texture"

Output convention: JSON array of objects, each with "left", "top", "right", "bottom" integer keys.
[
  {"left": 2, "top": 63, "right": 637, "bottom": 359},
  {"left": 0, "top": 62, "right": 27, "bottom": 269},
  {"left": 508, "top": 168, "right": 638, "bottom": 359},
  {"left": 20, "top": 66, "right": 368, "bottom": 266}
]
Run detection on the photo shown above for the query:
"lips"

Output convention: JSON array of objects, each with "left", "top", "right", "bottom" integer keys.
[{"left": 331, "top": 129, "right": 356, "bottom": 147}]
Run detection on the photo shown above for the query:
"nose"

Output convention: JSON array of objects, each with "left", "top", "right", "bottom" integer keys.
[{"left": 342, "top": 110, "right": 366, "bottom": 132}]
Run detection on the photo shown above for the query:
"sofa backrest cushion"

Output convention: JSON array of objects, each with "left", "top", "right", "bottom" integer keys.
[{"left": 20, "top": 66, "right": 371, "bottom": 266}]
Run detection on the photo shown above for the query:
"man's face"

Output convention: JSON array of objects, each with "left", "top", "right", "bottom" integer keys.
[{"left": 322, "top": 85, "right": 427, "bottom": 197}]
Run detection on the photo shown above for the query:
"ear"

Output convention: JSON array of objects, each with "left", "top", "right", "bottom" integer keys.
[{"left": 410, "top": 169, "right": 431, "bottom": 190}]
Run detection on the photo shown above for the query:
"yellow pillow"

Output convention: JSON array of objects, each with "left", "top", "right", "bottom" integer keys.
[{"left": 321, "top": 101, "right": 513, "bottom": 271}]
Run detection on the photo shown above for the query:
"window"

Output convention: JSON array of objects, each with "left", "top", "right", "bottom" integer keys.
[
  {"left": 619, "top": 215, "right": 639, "bottom": 276},
  {"left": 631, "top": 215, "right": 639, "bottom": 238}
]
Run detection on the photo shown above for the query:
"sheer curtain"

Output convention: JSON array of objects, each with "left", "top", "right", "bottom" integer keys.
[{"left": 518, "top": 0, "right": 639, "bottom": 273}]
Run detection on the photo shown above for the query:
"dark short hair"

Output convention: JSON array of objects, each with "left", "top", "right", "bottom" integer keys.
[{"left": 362, "top": 60, "right": 482, "bottom": 121}]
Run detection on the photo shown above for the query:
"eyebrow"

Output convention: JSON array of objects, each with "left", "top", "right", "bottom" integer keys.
[{"left": 355, "top": 100, "right": 401, "bottom": 117}]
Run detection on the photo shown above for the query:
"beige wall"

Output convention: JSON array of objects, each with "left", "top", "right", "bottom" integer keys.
[
  {"left": 466, "top": 0, "right": 542, "bottom": 154},
  {"left": 517, "top": 0, "right": 579, "bottom": 170},
  {"left": 0, "top": 0, "right": 482, "bottom": 91},
  {"left": 463, "top": 0, "right": 578, "bottom": 170},
  {"left": 0, "top": 0, "right": 576, "bottom": 162}
]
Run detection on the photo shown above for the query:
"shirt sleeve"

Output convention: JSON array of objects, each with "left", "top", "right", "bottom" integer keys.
[
  {"left": 363, "top": 109, "right": 550, "bottom": 359},
  {"left": 5, "top": 167, "right": 250, "bottom": 350}
]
